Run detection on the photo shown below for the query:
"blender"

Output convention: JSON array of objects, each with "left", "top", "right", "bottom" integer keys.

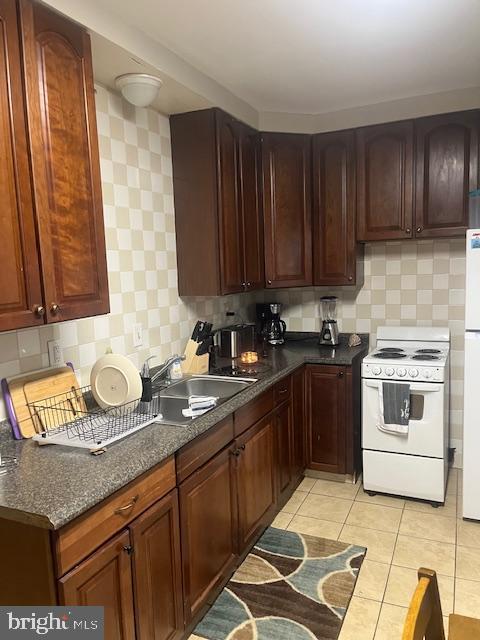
[{"left": 319, "top": 296, "right": 339, "bottom": 346}]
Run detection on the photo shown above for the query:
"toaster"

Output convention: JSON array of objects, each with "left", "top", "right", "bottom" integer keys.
[{"left": 214, "top": 324, "right": 256, "bottom": 359}]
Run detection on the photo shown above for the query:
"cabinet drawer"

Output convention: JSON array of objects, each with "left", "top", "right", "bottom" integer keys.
[
  {"left": 274, "top": 376, "right": 292, "bottom": 405},
  {"left": 176, "top": 415, "right": 234, "bottom": 483},
  {"left": 234, "top": 389, "right": 274, "bottom": 436},
  {"left": 55, "top": 457, "right": 176, "bottom": 576}
]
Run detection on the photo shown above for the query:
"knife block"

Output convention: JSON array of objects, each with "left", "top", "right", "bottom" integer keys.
[{"left": 182, "top": 340, "right": 209, "bottom": 375}]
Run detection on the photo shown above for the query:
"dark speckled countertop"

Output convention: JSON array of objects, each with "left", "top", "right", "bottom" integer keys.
[{"left": 0, "top": 333, "right": 368, "bottom": 530}]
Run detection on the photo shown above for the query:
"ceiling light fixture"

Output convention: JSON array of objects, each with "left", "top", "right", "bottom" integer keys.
[{"left": 115, "top": 73, "right": 163, "bottom": 107}]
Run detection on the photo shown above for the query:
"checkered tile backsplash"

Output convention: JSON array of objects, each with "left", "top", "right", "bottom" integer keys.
[{"left": 0, "top": 84, "right": 467, "bottom": 466}]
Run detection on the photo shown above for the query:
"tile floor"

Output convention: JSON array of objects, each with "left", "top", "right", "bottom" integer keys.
[{"left": 271, "top": 469, "right": 480, "bottom": 640}]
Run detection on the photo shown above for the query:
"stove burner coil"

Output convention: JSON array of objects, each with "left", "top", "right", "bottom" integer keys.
[
  {"left": 379, "top": 348, "right": 405, "bottom": 353},
  {"left": 373, "top": 352, "right": 407, "bottom": 359},
  {"left": 412, "top": 354, "right": 439, "bottom": 361},
  {"left": 415, "top": 349, "right": 441, "bottom": 354}
]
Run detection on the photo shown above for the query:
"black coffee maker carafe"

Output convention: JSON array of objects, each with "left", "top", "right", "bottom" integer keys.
[{"left": 264, "top": 303, "right": 286, "bottom": 345}]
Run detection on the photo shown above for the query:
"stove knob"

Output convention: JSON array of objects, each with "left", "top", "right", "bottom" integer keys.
[
  {"left": 397, "top": 368, "right": 407, "bottom": 377},
  {"left": 409, "top": 368, "right": 419, "bottom": 378},
  {"left": 423, "top": 369, "right": 432, "bottom": 379},
  {"left": 385, "top": 367, "right": 394, "bottom": 376},
  {"left": 372, "top": 366, "right": 382, "bottom": 376}
]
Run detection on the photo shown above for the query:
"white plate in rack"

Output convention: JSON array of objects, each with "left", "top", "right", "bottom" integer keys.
[{"left": 90, "top": 354, "right": 142, "bottom": 410}]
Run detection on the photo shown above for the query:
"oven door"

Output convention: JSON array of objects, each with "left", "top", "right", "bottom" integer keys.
[{"left": 362, "top": 378, "right": 445, "bottom": 458}]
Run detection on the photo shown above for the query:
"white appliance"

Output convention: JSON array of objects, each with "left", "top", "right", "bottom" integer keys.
[
  {"left": 362, "top": 326, "right": 450, "bottom": 504},
  {"left": 463, "top": 229, "right": 480, "bottom": 519}
]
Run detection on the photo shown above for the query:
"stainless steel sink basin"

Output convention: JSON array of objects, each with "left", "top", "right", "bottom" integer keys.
[
  {"left": 149, "top": 396, "right": 193, "bottom": 426},
  {"left": 164, "top": 375, "right": 256, "bottom": 400}
]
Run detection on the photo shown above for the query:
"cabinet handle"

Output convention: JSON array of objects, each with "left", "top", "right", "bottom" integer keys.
[
  {"left": 267, "top": 279, "right": 272, "bottom": 285},
  {"left": 239, "top": 444, "right": 246, "bottom": 451},
  {"left": 348, "top": 275, "right": 353, "bottom": 282},
  {"left": 416, "top": 227, "right": 422, "bottom": 233},
  {"left": 406, "top": 228, "right": 411, "bottom": 234},
  {"left": 50, "top": 303, "right": 60, "bottom": 315},
  {"left": 122, "top": 545, "right": 134, "bottom": 555},
  {"left": 278, "top": 388, "right": 288, "bottom": 395},
  {"left": 34, "top": 305, "right": 45, "bottom": 317},
  {"left": 230, "top": 449, "right": 241, "bottom": 457},
  {"left": 114, "top": 495, "right": 139, "bottom": 515},
  {"left": 338, "top": 371, "right": 344, "bottom": 378}
]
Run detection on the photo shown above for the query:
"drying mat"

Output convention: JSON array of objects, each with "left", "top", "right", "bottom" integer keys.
[{"left": 192, "top": 526, "right": 366, "bottom": 640}]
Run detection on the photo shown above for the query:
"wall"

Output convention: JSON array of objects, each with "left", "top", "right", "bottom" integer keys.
[
  {"left": 0, "top": 84, "right": 253, "bottom": 422},
  {"left": 270, "top": 238, "right": 466, "bottom": 467}
]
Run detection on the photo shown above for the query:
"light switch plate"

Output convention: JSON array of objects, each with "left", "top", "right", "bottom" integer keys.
[
  {"left": 133, "top": 323, "right": 143, "bottom": 348},
  {"left": 47, "top": 340, "right": 63, "bottom": 367}
]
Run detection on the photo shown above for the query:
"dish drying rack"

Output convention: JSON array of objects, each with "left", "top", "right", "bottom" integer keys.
[{"left": 29, "top": 385, "right": 160, "bottom": 453}]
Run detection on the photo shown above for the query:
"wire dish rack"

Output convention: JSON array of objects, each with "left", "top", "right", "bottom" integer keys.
[{"left": 29, "top": 385, "right": 160, "bottom": 453}]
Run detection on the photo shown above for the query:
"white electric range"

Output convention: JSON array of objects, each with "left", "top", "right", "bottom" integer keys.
[{"left": 362, "top": 326, "right": 450, "bottom": 505}]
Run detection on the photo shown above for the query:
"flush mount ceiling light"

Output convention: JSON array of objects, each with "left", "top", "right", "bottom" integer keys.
[{"left": 115, "top": 73, "right": 163, "bottom": 107}]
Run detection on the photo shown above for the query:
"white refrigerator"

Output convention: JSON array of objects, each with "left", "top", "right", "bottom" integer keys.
[{"left": 463, "top": 229, "right": 480, "bottom": 519}]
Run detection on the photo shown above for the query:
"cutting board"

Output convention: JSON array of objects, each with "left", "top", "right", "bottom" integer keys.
[
  {"left": 24, "top": 369, "right": 85, "bottom": 433},
  {"left": 6, "top": 367, "right": 83, "bottom": 437}
]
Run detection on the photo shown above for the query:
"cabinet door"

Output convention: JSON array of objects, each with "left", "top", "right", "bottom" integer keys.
[
  {"left": 415, "top": 111, "right": 479, "bottom": 238},
  {"left": 356, "top": 121, "right": 414, "bottom": 241},
  {"left": 236, "top": 416, "right": 277, "bottom": 554},
  {"left": 292, "top": 367, "right": 306, "bottom": 482},
  {"left": 306, "top": 365, "right": 346, "bottom": 474},
  {"left": 239, "top": 124, "right": 264, "bottom": 291},
  {"left": 275, "top": 401, "right": 293, "bottom": 505},
  {"left": 179, "top": 447, "right": 237, "bottom": 623},
  {"left": 0, "top": 0, "right": 44, "bottom": 331},
  {"left": 130, "top": 490, "right": 184, "bottom": 640},
  {"left": 313, "top": 130, "right": 358, "bottom": 285},
  {"left": 20, "top": 0, "right": 109, "bottom": 323},
  {"left": 59, "top": 530, "right": 135, "bottom": 640},
  {"left": 262, "top": 133, "right": 312, "bottom": 287},
  {"left": 216, "top": 111, "right": 244, "bottom": 294}
]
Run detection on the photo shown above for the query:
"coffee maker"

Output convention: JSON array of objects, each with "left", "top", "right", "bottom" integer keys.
[
  {"left": 319, "top": 296, "right": 339, "bottom": 346},
  {"left": 257, "top": 303, "right": 286, "bottom": 345}
]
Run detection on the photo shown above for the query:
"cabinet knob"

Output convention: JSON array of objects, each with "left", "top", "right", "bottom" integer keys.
[
  {"left": 416, "top": 227, "right": 422, "bottom": 233},
  {"left": 230, "top": 449, "right": 241, "bottom": 457},
  {"left": 267, "top": 279, "right": 272, "bottom": 285},
  {"left": 348, "top": 275, "right": 353, "bottom": 282},
  {"left": 338, "top": 371, "right": 344, "bottom": 378},
  {"left": 246, "top": 281, "right": 251, "bottom": 287},
  {"left": 241, "top": 282, "right": 246, "bottom": 287},
  {"left": 50, "top": 303, "right": 60, "bottom": 315},
  {"left": 239, "top": 444, "right": 246, "bottom": 451},
  {"left": 406, "top": 228, "right": 411, "bottom": 234},
  {"left": 122, "top": 545, "right": 134, "bottom": 555},
  {"left": 34, "top": 305, "right": 45, "bottom": 318}
]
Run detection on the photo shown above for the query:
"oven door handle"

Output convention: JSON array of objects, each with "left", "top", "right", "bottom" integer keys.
[{"left": 364, "top": 380, "right": 443, "bottom": 392}]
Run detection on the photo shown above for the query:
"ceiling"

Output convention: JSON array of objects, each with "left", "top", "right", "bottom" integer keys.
[{"left": 94, "top": 0, "right": 480, "bottom": 115}]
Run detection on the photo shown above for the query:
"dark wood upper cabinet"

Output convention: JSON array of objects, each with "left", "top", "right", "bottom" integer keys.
[
  {"left": 216, "top": 111, "right": 244, "bottom": 294},
  {"left": 356, "top": 121, "right": 414, "bottom": 241},
  {"left": 0, "top": 0, "right": 44, "bottom": 331},
  {"left": 59, "top": 530, "right": 136, "bottom": 640},
  {"left": 415, "top": 111, "right": 479, "bottom": 238},
  {"left": 171, "top": 108, "right": 263, "bottom": 296},
  {"left": 130, "top": 490, "right": 184, "bottom": 640},
  {"left": 179, "top": 446, "right": 238, "bottom": 623},
  {"left": 238, "top": 124, "right": 264, "bottom": 291},
  {"left": 236, "top": 415, "right": 276, "bottom": 555},
  {"left": 313, "top": 130, "right": 362, "bottom": 286},
  {"left": 262, "top": 133, "right": 312, "bottom": 288},
  {"left": 20, "top": 0, "right": 109, "bottom": 323},
  {"left": 306, "top": 365, "right": 346, "bottom": 474}
]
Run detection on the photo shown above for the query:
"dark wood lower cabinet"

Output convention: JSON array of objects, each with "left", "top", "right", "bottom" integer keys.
[
  {"left": 130, "top": 490, "right": 184, "bottom": 640},
  {"left": 292, "top": 367, "right": 306, "bottom": 480},
  {"left": 179, "top": 447, "right": 238, "bottom": 623},
  {"left": 59, "top": 530, "right": 136, "bottom": 640},
  {"left": 306, "top": 365, "right": 347, "bottom": 474},
  {"left": 236, "top": 416, "right": 277, "bottom": 555},
  {"left": 275, "top": 401, "right": 293, "bottom": 506}
]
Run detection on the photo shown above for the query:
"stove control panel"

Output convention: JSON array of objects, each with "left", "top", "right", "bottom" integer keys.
[{"left": 362, "top": 362, "right": 444, "bottom": 382}]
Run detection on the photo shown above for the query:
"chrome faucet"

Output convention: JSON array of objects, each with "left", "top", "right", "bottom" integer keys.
[{"left": 151, "top": 354, "right": 186, "bottom": 385}]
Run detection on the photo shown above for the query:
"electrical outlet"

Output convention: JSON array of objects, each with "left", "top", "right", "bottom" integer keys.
[
  {"left": 133, "top": 323, "right": 143, "bottom": 348},
  {"left": 47, "top": 340, "right": 63, "bottom": 366}
]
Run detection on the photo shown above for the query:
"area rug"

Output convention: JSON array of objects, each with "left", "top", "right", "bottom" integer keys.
[{"left": 192, "top": 526, "right": 366, "bottom": 640}]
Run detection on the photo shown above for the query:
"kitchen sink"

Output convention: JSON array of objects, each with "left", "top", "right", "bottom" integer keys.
[
  {"left": 149, "top": 396, "right": 193, "bottom": 426},
  {"left": 163, "top": 375, "right": 256, "bottom": 400}
]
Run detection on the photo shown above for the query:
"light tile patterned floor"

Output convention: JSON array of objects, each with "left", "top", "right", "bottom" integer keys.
[{"left": 271, "top": 469, "right": 480, "bottom": 640}]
